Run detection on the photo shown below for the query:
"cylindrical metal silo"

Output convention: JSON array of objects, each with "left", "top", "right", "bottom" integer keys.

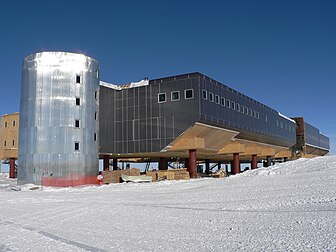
[{"left": 18, "top": 52, "right": 100, "bottom": 186}]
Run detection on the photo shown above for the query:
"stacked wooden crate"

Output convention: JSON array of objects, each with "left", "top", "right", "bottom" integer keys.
[
  {"left": 171, "top": 168, "right": 190, "bottom": 180},
  {"left": 102, "top": 168, "right": 140, "bottom": 184},
  {"left": 146, "top": 169, "right": 190, "bottom": 181}
]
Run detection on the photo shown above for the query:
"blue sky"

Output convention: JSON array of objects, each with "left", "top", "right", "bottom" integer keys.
[{"left": 0, "top": 0, "right": 335, "bottom": 153}]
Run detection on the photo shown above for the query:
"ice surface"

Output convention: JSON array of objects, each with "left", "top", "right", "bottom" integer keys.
[{"left": 0, "top": 156, "right": 335, "bottom": 251}]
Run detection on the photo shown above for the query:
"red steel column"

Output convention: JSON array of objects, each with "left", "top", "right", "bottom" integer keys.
[
  {"left": 159, "top": 157, "right": 168, "bottom": 170},
  {"left": 233, "top": 153, "right": 240, "bottom": 175},
  {"left": 9, "top": 158, "right": 16, "bottom": 178},
  {"left": 251, "top": 155, "right": 258, "bottom": 169},
  {"left": 188, "top": 149, "right": 197, "bottom": 178},
  {"left": 103, "top": 155, "right": 109, "bottom": 171}
]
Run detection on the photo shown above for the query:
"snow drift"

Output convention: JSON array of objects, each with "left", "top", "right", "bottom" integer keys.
[{"left": 0, "top": 156, "right": 335, "bottom": 251}]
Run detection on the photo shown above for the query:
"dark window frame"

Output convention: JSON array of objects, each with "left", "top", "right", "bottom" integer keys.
[
  {"left": 171, "top": 91, "right": 180, "bottom": 101},
  {"left": 185, "top": 89, "right": 194, "bottom": 99},
  {"left": 158, "top": 93, "right": 166, "bottom": 103}
]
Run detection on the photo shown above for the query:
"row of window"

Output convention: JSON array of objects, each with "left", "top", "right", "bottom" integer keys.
[
  {"left": 74, "top": 133, "right": 97, "bottom": 151},
  {"left": 3, "top": 140, "right": 15, "bottom": 146},
  {"left": 202, "top": 89, "right": 260, "bottom": 119},
  {"left": 276, "top": 120, "right": 295, "bottom": 132},
  {"left": 158, "top": 89, "right": 194, "bottom": 103},
  {"left": 3, "top": 121, "right": 16, "bottom": 128}
]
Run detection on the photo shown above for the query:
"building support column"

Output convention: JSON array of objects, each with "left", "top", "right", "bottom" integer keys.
[
  {"left": 9, "top": 158, "right": 16, "bottom": 179},
  {"left": 159, "top": 157, "right": 168, "bottom": 170},
  {"left": 103, "top": 155, "right": 109, "bottom": 171},
  {"left": 218, "top": 161, "right": 222, "bottom": 170},
  {"left": 113, "top": 158, "right": 118, "bottom": 170},
  {"left": 251, "top": 155, "right": 258, "bottom": 169},
  {"left": 188, "top": 149, "right": 197, "bottom": 178},
  {"left": 233, "top": 153, "right": 240, "bottom": 175},
  {"left": 283, "top": 157, "right": 288, "bottom": 162},
  {"left": 205, "top": 159, "right": 210, "bottom": 174},
  {"left": 265, "top": 156, "right": 272, "bottom": 167}
]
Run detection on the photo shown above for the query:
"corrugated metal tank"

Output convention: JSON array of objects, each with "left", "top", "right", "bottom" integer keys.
[{"left": 18, "top": 52, "right": 100, "bottom": 186}]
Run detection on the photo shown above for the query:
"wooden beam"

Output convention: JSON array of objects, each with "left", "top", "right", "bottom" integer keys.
[
  {"left": 217, "top": 142, "right": 245, "bottom": 154},
  {"left": 260, "top": 148, "right": 276, "bottom": 157},
  {"left": 240, "top": 146, "right": 262, "bottom": 156},
  {"left": 275, "top": 150, "right": 292, "bottom": 158},
  {"left": 170, "top": 137, "right": 205, "bottom": 150}
]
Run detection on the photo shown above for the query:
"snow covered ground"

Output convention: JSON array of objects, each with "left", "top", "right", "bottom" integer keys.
[{"left": 0, "top": 156, "right": 335, "bottom": 251}]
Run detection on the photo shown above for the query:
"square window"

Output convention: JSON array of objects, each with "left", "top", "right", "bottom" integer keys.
[
  {"left": 221, "top": 97, "right": 225, "bottom": 106},
  {"left": 202, "top": 90, "right": 207, "bottom": 100},
  {"left": 226, "top": 99, "right": 231, "bottom": 108},
  {"left": 76, "top": 75, "right": 81, "bottom": 84},
  {"left": 158, "top": 93, "right": 166, "bottom": 103},
  {"left": 185, "top": 89, "right": 194, "bottom": 99},
  {"left": 171, "top": 91, "right": 180, "bottom": 101},
  {"left": 215, "top": 95, "right": 220, "bottom": 104},
  {"left": 76, "top": 98, "right": 80, "bottom": 106},
  {"left": 75, "top": 142, "right": 80, "bottom": 151},
  {"left": 75, "top": 119, "right": 80, "bottom": 128}
]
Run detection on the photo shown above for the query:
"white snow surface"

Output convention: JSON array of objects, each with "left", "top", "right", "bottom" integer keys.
[{"left": 1, "top": 156, "right": 335, "bottom": 251}]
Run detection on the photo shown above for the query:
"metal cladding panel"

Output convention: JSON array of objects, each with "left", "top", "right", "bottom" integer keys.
[
  {"left": 304, "top": 122, "right": 319, "bottom": 147},
  {"left": 319, "top": 133, "right": 330, "bottom": 150},
  {"left": 18, "top": 52, "right": 99, "bottom": 185},
  {"left": 99, "top": 74, "right": 200, "bottom": 154},
  {"left": 199, "top": 74, "right": 296, "bottom": 148}
]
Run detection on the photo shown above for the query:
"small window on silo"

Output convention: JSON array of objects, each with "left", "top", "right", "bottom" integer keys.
[
  {"left": 76, "top": 75, "right": 81, "bottom": 84},
  {"left": 75, "top": 119, "right": 80, "bottom": 128},
  {"left": 185, "top": 89, "right": 194, "bottom": 99},
  {"left": 76, "top": 98, "right": 80, "bottom": 106},
  {"left": 4, "top": 141, "right": 6, "bottom": 146},
  {"left": 4, "top": 122, "right": 7, "bottom": 127},
  {"left": 256, "top": 111, "right": 260, "bottom": 119},
  {"left": 12, "top": 140, "right": 15, "bottom": 146},
  {"left": 241, "top": 105, "right": 244, "bottom": 113},
  {"left": 158, "top": 93, "right": 166, "bottom": 103},
  {"left": 171, "top": 91, "right": 180, "bottom": 101},
  {"left": 94, "top": 112, "right": 97, "bottom": 121},
  {"left": 236, "top": 103, "right": 240, "bottom": 112},
  {"left": 75, "top": 142, "right": 80, "bottom": 151},
  {"left": 13, "top": 121, "right": 15, "bottom": 127},
  {"left": 94, "top": 133, "right": 97, "bottom": 142},
  {"left": 253, "top": 110, "right": 256, "bottom": 117},
  {"left": 95, "top": 91, "right": 98, "bottom": 100},
  {"left": 249, "top": 108, "right": 252, "bottom": 116},
  {"left": 245, "top": 107, "right": 248, "bottom": 115}
]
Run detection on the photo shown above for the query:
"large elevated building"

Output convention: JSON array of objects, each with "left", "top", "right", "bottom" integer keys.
[{"left": 17, "top": 52, "right": 330, "bottom": 185}]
